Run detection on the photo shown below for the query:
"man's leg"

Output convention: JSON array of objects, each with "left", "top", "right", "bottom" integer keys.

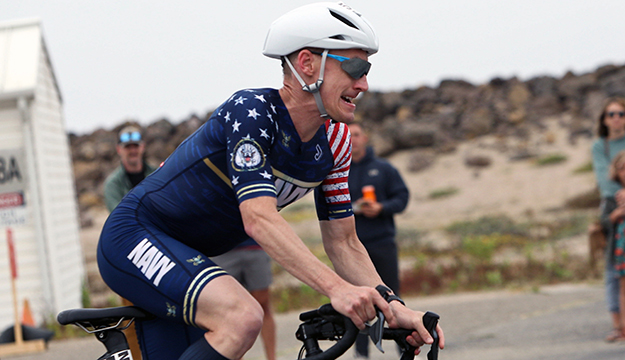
[
  {"left": 213, "top": 249, "right": 275, "bottom": 360},
  {"left": 98, "top": 217, "right": 263, "bottom": 359},
  {"left": 250, "top": 288, "right": 276, "bottom": 360},
  {"left": 188, "top": 275, "right": 264, "bottom": 360}
]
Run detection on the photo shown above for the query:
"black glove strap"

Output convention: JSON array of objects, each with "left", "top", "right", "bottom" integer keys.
[{"left": 375, "top": 285, "right": 405, "bottom": 306}]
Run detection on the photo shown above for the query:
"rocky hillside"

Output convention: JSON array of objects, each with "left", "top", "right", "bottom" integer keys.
[{"left": 70, "top": 63, "right": 625, "bottom": 221}]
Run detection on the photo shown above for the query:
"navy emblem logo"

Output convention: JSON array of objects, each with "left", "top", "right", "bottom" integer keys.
[{"left": 232, "top": 139, "right": 265, "bottom": 171}]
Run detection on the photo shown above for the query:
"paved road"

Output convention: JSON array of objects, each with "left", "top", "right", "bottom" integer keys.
[{"left": 3, "top": 282, "right": 624, "bottom": 360}]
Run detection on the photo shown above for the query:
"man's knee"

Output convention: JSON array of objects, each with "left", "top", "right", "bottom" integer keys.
[
  {"left": 193, "top": 276, "right": 264, "bottom": 349},
  {"left": 233, "top": 298, "right": 264, "bottom": 336}
]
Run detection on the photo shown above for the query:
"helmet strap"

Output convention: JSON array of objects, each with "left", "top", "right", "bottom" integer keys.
[{"left": 283, "top": 49, "right": 330, "bottom": 119}]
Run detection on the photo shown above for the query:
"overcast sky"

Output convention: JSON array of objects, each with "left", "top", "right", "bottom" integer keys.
[{"left": 2, "top": 1, "right": 625, "bottom": 134}]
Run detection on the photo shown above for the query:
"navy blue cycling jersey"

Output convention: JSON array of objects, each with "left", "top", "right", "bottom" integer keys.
[
  {"left": 98, "top": 88, "right": 356, "bottom": 358},
  {"left": 123, "top": 88, "right": 353, "bottom": 256}
]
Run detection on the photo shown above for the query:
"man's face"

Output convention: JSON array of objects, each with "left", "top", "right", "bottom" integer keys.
[
  {"left": 117, "top": 143, "right": 145, "bottom": 169},
  {"left": 348, "top": 123, "right": 368, "bottom": 159},
  {"left": 318, "top": 48, "right": 370, "bottom": 123}
]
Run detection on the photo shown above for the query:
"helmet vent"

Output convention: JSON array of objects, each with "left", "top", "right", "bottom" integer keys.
[
  {"left": 329, "top": 10, "right": 358, "bottom": 30},
  {"left": 330, "top": 35, "right": 349, "bottom": 41}
]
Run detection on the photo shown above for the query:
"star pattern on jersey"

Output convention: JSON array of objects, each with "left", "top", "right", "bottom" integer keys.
[
  {"left": 260, "top": 128, "right": 270, "bottom": 140},
  {"left": 232, "top": 176, "right": 239, "bottom": 186},
  {"left": 248, "top": 108, "right": 260, "bottom": 120},
  {"left": 270, "top": 103, "right": 277, "bottom": 114},
  {"left": 234, "top": 96, "right": 247, "bottom": 106},
  {"left": 224, "top": 111, "right": 231, "bottom": 122},
  {"left": 260, "top": 170, "right": 273, "bottom": 179},
  {"left": 254, "top": 94, "right": 266, "bottom": 103},
  {"left": 266, "top": 110, "right": 274, "bottom": 122},
  {"left": 232, "top": 120, "right": 241, "bottom": 132}
]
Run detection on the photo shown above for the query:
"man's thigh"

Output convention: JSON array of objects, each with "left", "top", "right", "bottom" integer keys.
[{"left": 98, "top": 219, "right": 229, "bottom": 326}]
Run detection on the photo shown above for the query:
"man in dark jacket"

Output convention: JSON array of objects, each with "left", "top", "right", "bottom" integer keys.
[{"left": 348, "top": 122, "right": 410, "bottom": 358}]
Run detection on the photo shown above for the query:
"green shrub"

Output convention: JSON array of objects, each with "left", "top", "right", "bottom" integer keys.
[
  {"left": 536, "top": 153, "right": 567, "bottom": 166},
  {"left": 462, "top": 235, "right": 498, "bottom": 262},
  {"left": 272, "top": 284, "right": 329, "bottom": 313},
  {"left": 445, "top": 215, "right": 529, "bottom": 238},
  {"left": 428, "top": 187, "right": 459, "bottom": 199},
  {"left": 573, "top": 161, "right": 593, "bottom": 174}
]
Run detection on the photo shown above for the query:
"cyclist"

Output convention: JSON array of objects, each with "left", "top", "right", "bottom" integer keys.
[{"left": 97, "top": 2, "right": 445, "bottom": 359}]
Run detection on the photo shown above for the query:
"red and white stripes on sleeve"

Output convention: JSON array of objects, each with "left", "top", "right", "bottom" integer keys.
[{"left": 321, "top": 120, "right": 352, "bottom": 206}]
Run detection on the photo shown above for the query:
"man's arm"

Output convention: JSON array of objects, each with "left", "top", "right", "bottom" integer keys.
[
  {"left": 320, "top": 216, "right": 445, "bottom": 350},
  {"left": 239, "top": 196, "right": 392, "bottom": 330},
  {"left": 319, "top": 216, "right": 382, "bottom": 286}
]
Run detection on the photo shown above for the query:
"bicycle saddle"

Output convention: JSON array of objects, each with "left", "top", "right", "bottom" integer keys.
[{"left": 57, "top": 306, "right": 153, "bottom": 327}]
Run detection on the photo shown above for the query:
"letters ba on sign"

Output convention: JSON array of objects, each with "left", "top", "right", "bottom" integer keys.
[{"left": 0, "top": 149, "right": 27, "bottom": 227}]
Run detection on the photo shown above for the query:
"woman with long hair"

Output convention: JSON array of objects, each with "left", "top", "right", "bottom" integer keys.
[{"left": 592, "top": 97, "right": 625, "bottom": 342}]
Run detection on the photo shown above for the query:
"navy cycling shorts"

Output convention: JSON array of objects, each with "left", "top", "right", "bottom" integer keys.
[{"left": 97, "top": 198, "right": 228, "bottom": 328}]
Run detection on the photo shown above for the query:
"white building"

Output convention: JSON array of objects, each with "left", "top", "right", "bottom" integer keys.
[{"left": 0, "top": 18, "right": 84, "bottom": 331}]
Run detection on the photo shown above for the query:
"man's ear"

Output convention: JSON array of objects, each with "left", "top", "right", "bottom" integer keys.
[{"left": 296, "top": 49, "right": 316, "bottom": 77}]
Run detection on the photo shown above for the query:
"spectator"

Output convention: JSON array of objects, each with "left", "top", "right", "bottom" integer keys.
[
  {"left": 591, "top": 97, "right": 625, "bottom": 342},
  {"left": 347, "top": 122, "right": 409, "bottom": 357},
  {"left": 104, "top": 124, "right": 156, "bottom": 212},
  {"left": 210, "top": 240, "right": 276, "bottom": 360}
]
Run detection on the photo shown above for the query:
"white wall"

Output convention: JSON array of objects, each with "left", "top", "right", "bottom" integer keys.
[
  {"left": 29, "top": 37, "right": 84, "bottom": 318},
  {"left": 0, "top": 19, "right": 84, "bottom": 330},
  {"left": 0, "top": 101, "right": 44, "bottom": 330}
]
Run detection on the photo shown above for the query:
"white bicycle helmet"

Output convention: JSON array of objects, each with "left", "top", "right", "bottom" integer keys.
[{"left": 263, "top": 2, "right": 379, "bottom": 58}]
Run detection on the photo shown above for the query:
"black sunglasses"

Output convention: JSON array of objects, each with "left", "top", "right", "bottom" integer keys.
[
  {"left": 607, "top": 111, "right": 625, "bottom": 118},
  {"left": 310, "top": 51, "right": 371, "bottom": 79}
]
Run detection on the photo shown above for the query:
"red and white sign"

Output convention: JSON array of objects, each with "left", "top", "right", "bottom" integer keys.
[{"left": 0, "top": 192, "right": 24, "bottom": 209}]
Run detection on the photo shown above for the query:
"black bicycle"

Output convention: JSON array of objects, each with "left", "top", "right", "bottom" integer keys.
[{"left": 57, "top": 304, "right": 440, "bottom": 360}]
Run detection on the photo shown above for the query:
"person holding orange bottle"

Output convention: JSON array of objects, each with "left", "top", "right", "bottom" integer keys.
[{"left": 348, "top": 122, "right": 410, "bottom": 358}]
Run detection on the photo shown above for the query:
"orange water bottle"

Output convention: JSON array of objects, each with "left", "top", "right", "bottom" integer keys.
[{"left": 362, "top": 185, "right": 377, "bottom": 202}]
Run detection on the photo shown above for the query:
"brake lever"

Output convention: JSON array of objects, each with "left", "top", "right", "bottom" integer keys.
[
  {"left": 422, "top": 311, "right": 440, "bottom": 360},
  {"left": 367, "top": 307, "right": 385, "bottom": 353}
]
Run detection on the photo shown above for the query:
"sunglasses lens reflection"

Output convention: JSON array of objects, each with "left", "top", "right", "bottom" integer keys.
[
  {"left": 341, "top": 58, "right": 371, "bottom": 79},
  {"left": 120, "top": 131, "right": 142, "bottom": 143}
]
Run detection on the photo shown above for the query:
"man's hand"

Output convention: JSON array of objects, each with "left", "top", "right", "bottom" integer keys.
[
  {"left": 328, "top": 285, "right": 445, "bottom": 354},
  {"left": 388, "top": 302, "right": 445, "bottom": 353},
  {"left": 353, "top": 199, "right": 383, "bottom": 218},
  {"left": 328, "top": 285, "right": 395, "bottom": 330}
]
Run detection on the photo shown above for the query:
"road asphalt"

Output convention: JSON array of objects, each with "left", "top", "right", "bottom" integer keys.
[{"left": 3, "top": 282, "right": 624, "bottom": 360}]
